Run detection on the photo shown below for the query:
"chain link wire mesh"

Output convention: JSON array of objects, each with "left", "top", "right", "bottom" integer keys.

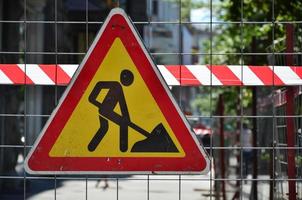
[{"left": 0, "top": 0, "right": 301, "bottom": 199}]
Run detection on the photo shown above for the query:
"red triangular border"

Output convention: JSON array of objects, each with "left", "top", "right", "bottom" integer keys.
[{"left": 25, "top": 8, "right": 210, "bottom": 174}]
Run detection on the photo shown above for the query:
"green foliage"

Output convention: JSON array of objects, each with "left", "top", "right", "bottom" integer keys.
[
  {"left": 191, "top": 87, "right": 252, "bottom": 116},
  {"left": 191, "top": 93, "right": 212, "bottom": 116},
  {"left": 171, "top": 1, "right": 301, "bottom": 115},
  {"left": 200, "top": 0, "right": 302, "bottom": 114},
  {"left": 204, "top": 0, "right": 302, "bottom": 64},
  {"left": 180, "top": 0, "right": 206, "bottom": 21},
  {"left": 260, "top": 152, "right": 270, "bottom": 161}
]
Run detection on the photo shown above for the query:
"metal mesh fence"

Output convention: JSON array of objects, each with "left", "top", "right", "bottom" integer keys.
[{"left": 0, "top": 0, "right": 302, "bottom": 199}]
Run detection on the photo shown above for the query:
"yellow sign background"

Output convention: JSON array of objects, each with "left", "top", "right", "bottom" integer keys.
[{"left": 49, "top": 38, "right": 185, "bottom": 157}]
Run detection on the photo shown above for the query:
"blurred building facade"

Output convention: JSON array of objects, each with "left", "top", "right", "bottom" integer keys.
[{"left": 0, "top": 0, "right": 148, "bottom": 191}]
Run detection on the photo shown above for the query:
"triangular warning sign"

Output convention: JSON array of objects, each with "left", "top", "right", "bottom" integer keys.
[{"left": 25, "top": 8, "right": 210, "bottom": 174}]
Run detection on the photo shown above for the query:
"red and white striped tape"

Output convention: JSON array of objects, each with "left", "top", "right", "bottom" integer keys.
[{"left": 0, "top": 64, "right": 302, "bottom": 86}]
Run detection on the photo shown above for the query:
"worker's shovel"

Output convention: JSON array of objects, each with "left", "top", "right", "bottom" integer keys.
[{"left": 129, "top": 122, "right": 179, "bottom": 152}]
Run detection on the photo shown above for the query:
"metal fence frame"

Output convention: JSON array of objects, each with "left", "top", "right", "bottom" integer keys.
[{"left": 0, "top": 0, "right": 302, "bottom": 200}]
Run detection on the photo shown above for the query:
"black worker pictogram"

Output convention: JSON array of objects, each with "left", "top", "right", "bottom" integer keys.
[{"left": 87, "top": 69, "right": 179, "bottom": 153}]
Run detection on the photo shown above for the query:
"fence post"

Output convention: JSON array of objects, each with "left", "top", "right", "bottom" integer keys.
[
  {"left": 251, "top": 36, "right": 258, "bottom": 199},
  {"left": 285, "top": 23, "right": 296, "bottom": 200},
  {"left": 218, "top": 95, "right": 226, "bottom": 200},
  {"left": 232, "top": 88, "right": 241, "bottom": 200},
  {"left": 251, "top": 87, "right": 258, "bottom": 199}
]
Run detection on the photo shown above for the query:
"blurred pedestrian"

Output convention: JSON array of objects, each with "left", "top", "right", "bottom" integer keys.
[
  {"left": 242, "top": 123, "right": 253, "bottom": 179},
  {"left": 95, "top": 176, "right": 109, "bottom": 190}
]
